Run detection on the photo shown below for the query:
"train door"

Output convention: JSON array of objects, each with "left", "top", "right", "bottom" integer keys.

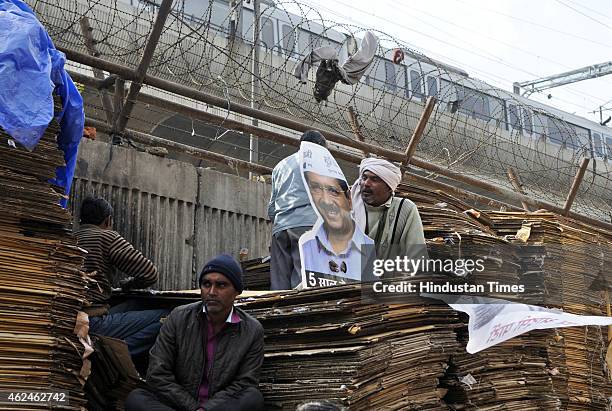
[
  {"left": 240, "top": 7, "right": 276, "bottom": 50},
  {"left": 279, "top": 22, "right": 297, "bottom": 58},
  {"left": 426, "top": 76, "right": 438, "bottom": 98},
  {"left": 260, "top": 17, "right": 276, "bottom": 50},
  {"left": 409, "top": 69, "right": 425, "bottom": 101}
]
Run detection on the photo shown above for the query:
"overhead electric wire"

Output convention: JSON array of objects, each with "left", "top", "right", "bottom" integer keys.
[
  {"left": 454, "top": 0, "right": 612, "bottom": 49},
  {"left": 554, "top": 0, "right": 612, "bottom": 32},
  {"left": 391, "top": 0, "right": 612, "bottom": 102}
]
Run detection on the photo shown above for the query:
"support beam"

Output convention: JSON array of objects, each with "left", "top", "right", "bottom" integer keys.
[
  {"left": 63, "top": 64, "right": 612, "bottom": 231},
  {"left": 68, "top": 70, "right": 363, "bottom": 165},
  {"left": 563, "top": 157, "right": 590, "bottom": 216},
  {"left": 86, "top": 117, "right": 272, "bottom": 175},
  {"left": 79, "top": 17, "right": 114, "bottom": 125},
  {"left": 249, "top": 0, "right": 261, "bottom": 178},
  {"left": 113, "top": 0, "right": 173, "bottom": 135},
  {"left": 111, "top": 77, "right": 125, "bottom": 144},
  {"left": 403, "top": 96, "right": 436, "bottom": 167},
  {"left": 506, "top": 167, "right": 530, "bottom": 211},
  {"left": 402, "top": 173, "right": 523, "bottom": 212},
  {"left": 347, "top": 106, "right": 368, "bottom": 157}
]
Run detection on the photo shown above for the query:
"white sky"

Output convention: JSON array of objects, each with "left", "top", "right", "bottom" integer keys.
[{"left": 294, "top": 0, "right": 612, "bottom": 124}]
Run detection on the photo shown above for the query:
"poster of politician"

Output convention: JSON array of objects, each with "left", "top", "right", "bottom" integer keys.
[{"left": 298, "top": 142, "right": 375, "bottom": 288}]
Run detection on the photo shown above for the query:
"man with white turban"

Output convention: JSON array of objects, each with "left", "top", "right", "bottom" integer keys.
[{"left": 351, "top": 158, "right": 427, "bottom": 261}]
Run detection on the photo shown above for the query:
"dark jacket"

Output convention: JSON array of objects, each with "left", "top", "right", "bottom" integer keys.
[{"left": 146, "top": 301, "right": 264, "bottom": 411}]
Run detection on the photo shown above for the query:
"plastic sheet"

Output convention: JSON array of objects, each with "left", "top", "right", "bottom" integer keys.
[{"left": 0, "top": 0, "right": 84, "bottom": 206}]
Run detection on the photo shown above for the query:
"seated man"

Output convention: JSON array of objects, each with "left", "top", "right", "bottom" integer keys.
[
  {"left": 351, "top": 158, "right": 427, "bottom": 261},
  {"left": 125, "top": 254, "right": 265, "bottom": 411},
  {"left": 76, "top": 196, "right": 167, "bottom": 357}
]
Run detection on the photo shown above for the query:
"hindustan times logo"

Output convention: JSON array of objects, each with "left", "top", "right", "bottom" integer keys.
[{"left": 372, "top": 256, "right": 486, "bottom": 277}]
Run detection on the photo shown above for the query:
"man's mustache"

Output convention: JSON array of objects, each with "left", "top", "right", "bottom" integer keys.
[{"left": 319, "top": 203, "right": 341, "bottom": 214}]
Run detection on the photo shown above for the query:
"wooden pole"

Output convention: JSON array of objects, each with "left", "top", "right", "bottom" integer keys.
[
  {"left": 506, "top": 167, "right": 531, "bottom": 211},
  {"left": 79, "top": 17, "right": 115, "bottom": 125},
  {"left": 563, "top": 157, "right": 590, "bottom": 216},
  {"left": 112, "top": 0, "right": 173, "bottom": 135},
  {"left": 402, "top": 96, "right": 436, "bottom": 167},
  {"left": 347, "top": 106, "right": 368, "bottom": 157}
]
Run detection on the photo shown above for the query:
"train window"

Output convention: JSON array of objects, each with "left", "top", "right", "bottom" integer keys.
[
  {"left": 532, "top": 112, "right": 548, "bottom": 138},
  {"left": 508, "top": 104, "right": 520, "bottom": 130},
  {"left": 546, "top": 117, "right": 586, "bottom": 150},
  {"left": 297, "top": 29, "right": 312, "bottom": 54},
  {"left": 260, "top": 17, "right": 274, "bottom": 49},
  {"left": 522, "top": 109, "right": 533, "bottom": 134},
  {"left": 384, "top": 60, "right": 397, "bottom": 91},
  {"left": 281, "top": 24, "right": 295, "bottom": 55},
  {"left": 189, "top": 0, "right": 228, "bottom": 30},
  {"left": 439, "top": 78, "right": 455, "bottom": 106},
  {"left": 546, "top": 117, "right": 565, "bottom": 146},
  {"left": 427, "top": 76, "right": 438, "bottom": 97},
  {"left": 574, "top": 124, "right": 590, "bottom": 154},
  {"left": 456, "top": 85, "right": 490, "bottom": 121},
  {"left": 605, "top": 135, "right": 612, "bottom": 158},
  {"left": 322, "top": 37, "right": 341, "bottom": 49},
  {"left": 592, "top": 132, "right": 604, "bottom": 157},
  {"left": 410, "top": 70, "right": 423, "bottom": 99}
]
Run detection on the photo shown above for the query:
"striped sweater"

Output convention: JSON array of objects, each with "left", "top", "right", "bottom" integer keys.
[{"left": 76, "top": 224, "right": 158, "bottom": 315}]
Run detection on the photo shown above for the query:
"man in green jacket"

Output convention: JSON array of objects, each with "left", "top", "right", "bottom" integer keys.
[
  {"left": 351, "top": 158, "right": 427, "bottom": 262},
  {"left": 125, "top": 254, "right": 265, "bottom": 411}
]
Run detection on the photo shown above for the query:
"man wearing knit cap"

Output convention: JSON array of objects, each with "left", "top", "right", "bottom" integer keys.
[
  {"left": 125, "top": 254, "right": 265, "bottom": 411},
  {"left": 351, "top": 158, "right": 427, "bottom": 261}
]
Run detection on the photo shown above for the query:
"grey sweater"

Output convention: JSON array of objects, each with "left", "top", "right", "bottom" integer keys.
[{"left": 365, "top": 196, "right": 428, "bottom": 261}]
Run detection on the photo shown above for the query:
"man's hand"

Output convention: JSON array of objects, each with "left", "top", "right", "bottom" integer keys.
[{"left": 119, "top": 277, "right": 135, "bottom": 291}]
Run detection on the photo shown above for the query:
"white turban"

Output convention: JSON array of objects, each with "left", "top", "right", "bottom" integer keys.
[{"left": 351, "top": 158, "right": 402, "bottom": 231}]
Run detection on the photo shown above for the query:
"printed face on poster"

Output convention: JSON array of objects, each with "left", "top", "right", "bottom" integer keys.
[{"left": 298, "top": 142, "right": 375, "bottom": 288}]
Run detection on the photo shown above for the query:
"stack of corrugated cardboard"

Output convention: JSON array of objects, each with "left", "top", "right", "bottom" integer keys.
[
  {"left": 241, "top": 256, "right": 271, "bottom": 290},
  {"left": 488, "top": 211, "right": 612, "bottom": 410},
  {"left": 0, "top": 99, "right": 88, "bottom": 409},
  {"left": 239, "top": 285, "right": 461, "bottom": 410}
]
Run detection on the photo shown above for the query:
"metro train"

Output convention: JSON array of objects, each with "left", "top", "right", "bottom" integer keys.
[{"left": 125, "top": 0, "right": 611, "bottom": 162}]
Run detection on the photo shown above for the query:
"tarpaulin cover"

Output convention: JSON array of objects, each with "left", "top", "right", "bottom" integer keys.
[{"left": 0, "top": 0, "right": 84, "bottom": 207}]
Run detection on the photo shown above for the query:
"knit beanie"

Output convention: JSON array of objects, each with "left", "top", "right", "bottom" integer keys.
[{"left": 198, "top": 254, "right": 244, "bottom": 293}]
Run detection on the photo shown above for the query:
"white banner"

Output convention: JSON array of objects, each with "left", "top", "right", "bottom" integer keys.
[{"left": 427, "top": 295, "right": 612, "bottom": 353}]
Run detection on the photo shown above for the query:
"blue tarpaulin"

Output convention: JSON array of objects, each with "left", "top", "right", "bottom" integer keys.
[{"left": 0, "top": 0, "right": 84, "bottom": 207}]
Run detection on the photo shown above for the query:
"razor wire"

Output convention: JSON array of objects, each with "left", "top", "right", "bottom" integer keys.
[{"left": 27, "top": 0, "right": 612, "bottom": 222}]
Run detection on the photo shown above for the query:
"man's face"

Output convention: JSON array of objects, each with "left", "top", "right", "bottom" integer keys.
[
  {"left": 306, "top": 172, "right": 353, "bottom": 233},
  {"left": 360, "top": 170, "right": 392, "bottom": 206},
  {"left": 200, "top": 272, "right": 239, "bottom": 315}
]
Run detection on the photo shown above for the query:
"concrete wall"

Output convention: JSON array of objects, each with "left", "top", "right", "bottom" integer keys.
[{"left": 70, "top": 139, "right": 271, "bottom": 290}]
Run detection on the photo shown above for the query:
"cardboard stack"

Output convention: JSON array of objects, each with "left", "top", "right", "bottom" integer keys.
[
  {"left": 396, "top": 185, "right": 611, "bottom": 409},
  {"left": 442, "top": 329, "right": 561, "bottom": 410},
  {"left": 488, "top": 211, "right": 612, "bottom": 410},
  {"left": 241, "top": 256, "right": 272, "bottom": 290},
  {"left": 0, "top": 99, "right": 88, "bottom": 409},
  {"left": 239, "top": 285, "right": 462, "bottom": 410}
]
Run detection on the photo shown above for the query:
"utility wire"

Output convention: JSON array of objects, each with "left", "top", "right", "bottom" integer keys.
[
  {"left": 554, "top": 0, "right": 612, "bottom": 32},
  {"left": 454, "top": 0, "right": 612, "bottom": 49}
]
